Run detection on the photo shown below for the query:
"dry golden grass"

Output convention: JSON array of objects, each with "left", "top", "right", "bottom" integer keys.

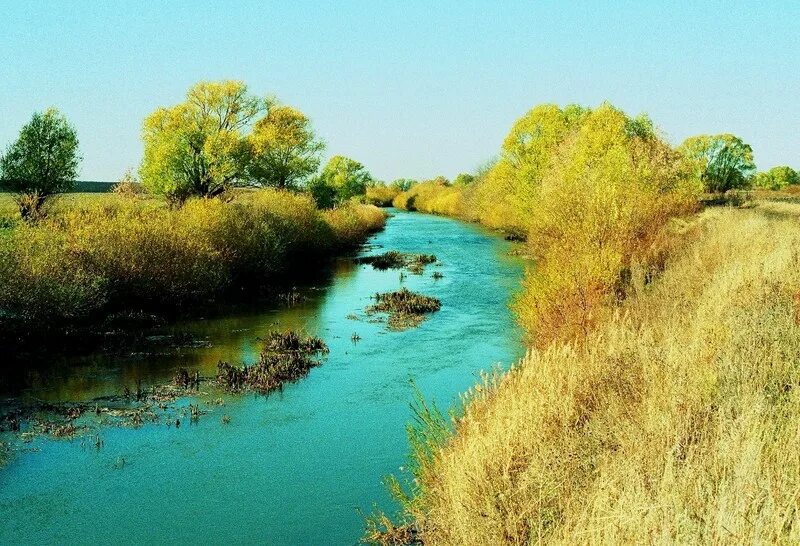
[{"left": 393, "top": 203, "right": 800, "bottom": 545}]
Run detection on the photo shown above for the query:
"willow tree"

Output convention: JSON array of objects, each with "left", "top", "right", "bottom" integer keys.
[
  {"left": 140, "top": 80, "right": 264, "bottom": 203},
  {"left": 0, "top": 108, "right": 81, "bottom": 220},
  {"left": 245, "top": 105, "right": 325, "bottom": 190},
  {"left": 678, "top": 134, "right": 756, "bottom": 193},
  {"left": 510, "top": 103, "right": 698, "bottom": 343},
  {"left": 470, "top": 103, "right": 590, "bottom": 231},
  {"left": 308, "top": 155, "right": 373, "bottom": 208}
]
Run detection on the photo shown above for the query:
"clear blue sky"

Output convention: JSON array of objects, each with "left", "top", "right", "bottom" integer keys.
[{"left": 1, "top": 1, "right": 798, "bottom": 181}]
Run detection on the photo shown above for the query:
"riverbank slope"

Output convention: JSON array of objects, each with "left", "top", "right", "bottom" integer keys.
[{"left": 377, "top": 200, "right": 800, "bottom": 544}]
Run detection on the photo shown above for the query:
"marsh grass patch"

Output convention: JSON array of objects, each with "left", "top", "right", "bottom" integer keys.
[
  {"left": 366, "top": 288, "right": 441, "bottom": 331},
  {"left": 216, "top": 330, "right": 329, "bottom": 393},
  {"left": 357, "top": 251, "right": 437, "bottom": 275}
]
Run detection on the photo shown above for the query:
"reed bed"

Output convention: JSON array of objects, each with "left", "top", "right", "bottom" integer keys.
[
  {"left": 216, "top": 330, "right": 329, "bottom": 393},
  {"left": 367, "top": 288, "right": 441, "bottom": 330}
]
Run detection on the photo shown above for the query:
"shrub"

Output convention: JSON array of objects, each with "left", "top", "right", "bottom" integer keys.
[
  {"left": 216, "top": 330, "right": 329, "bottom": 393},
  {"left": 365, "top": 184, "right": 401, "bottom": 206},
  {"left": 516, "top": 105, "right": 698, "bottom": 344},
  {"left": 112, "top": 170, "right": 146, "bottom": 198},
  {"left": 0, "top": 190, "right": 385, "bottom": 335}
]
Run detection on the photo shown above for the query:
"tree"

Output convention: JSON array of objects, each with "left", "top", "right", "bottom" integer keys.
[
  {"left": 752, "top": 165, "right": 799, "bottom": 190},
  {"left": 246, "top": 105, "right": 325, "bottom": 189},
  {"left": 453, "top": 173, "right": 475, "bottom": 186},
  {"left": 678, "top": 134, "right": 756, "bottom": 193},
  {"left": 0, "top": 108, "right": 81, "bottom": 219},
  {"left": 390, "top": 178, "right": 415, "bottom": 192},
  {"left": 309, "top": 155, "right": 373, "bottom": 207},
  {"left": 140, "top": 80, "right": 264, "bottom": 202}
]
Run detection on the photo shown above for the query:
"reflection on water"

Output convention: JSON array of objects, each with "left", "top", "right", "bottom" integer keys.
[{"left": 0, "top": 210, "right": 525, "bottom": 545}]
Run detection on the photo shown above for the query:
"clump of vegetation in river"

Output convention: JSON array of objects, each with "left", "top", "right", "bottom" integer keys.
[
  {"left": 216, "top": 330, "right": 329, "bottom": 393},
  {"left": 358, "top": 251, "right": 437, "bottom": 274},
  {"left": 367, "top": 288, "right": 441, "bottom": 330},
  {"left": 173, "top": 368, "right": 200, "bottom": 390}
]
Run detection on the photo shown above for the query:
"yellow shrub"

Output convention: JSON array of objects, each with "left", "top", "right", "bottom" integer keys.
[
  {"left": 516, "top": 106, "right": 698, "bottom": 344},
  {"left": 365, "top": 185, "right": 401, "bottom": 207},
  {"left": 323, "top": 201, "right": 386, "bottom": 247}
]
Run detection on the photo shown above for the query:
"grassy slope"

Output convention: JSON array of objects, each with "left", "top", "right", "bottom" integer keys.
[{"left": 400, "top": 201, "right": 800, "bottom": 544}]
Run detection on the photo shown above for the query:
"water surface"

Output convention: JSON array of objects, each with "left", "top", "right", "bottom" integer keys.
[{"left": 0, "top": 210, "right": 524, "bottom": 545}]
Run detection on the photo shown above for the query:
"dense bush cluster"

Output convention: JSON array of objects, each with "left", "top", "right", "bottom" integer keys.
[
  {"left": 0, "top": 190, "right": 385, "bottom": 335},
  {"left": 393, "top": 103, "right": 699, "bottom": 344}
]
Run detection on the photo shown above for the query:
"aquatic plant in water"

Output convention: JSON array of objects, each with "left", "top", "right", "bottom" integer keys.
[
  {"left": 357, "top": 251, "right": 437, "bottom": 274},
  {"left": 366, "top": 288, "right": 441, "bottom": 331},
  {"left": 216, "top": 330, "right": 329, "bottom": 393}
]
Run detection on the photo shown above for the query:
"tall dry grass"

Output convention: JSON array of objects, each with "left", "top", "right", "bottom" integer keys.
[{"left": 385, "top": 203, "right": 800, "bottom": 545}]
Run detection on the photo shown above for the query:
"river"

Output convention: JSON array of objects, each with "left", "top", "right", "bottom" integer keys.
[{"left": 0, "top": 209, "right": 524, "bottom": 545}]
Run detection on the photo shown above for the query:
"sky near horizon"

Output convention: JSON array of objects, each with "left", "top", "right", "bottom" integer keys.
[{"left": 1, "top": 1, "right": 798, "bottom": 182}]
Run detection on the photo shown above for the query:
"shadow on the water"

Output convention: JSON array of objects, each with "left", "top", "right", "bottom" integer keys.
[{"left": 1, "top": 255, "right": 360, "bottom": 398}]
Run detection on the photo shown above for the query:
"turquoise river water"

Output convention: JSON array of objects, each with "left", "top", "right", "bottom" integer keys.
[{"left": 0, "top": 210, "right": 524, "bottom": 545}]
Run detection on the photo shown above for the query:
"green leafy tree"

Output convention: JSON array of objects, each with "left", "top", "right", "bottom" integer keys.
[
  {"left": 453, "top": 173, "right": 475, "bottom": 186},
  {"left": 390, "top": 178, "right": 415, "bottom": 192},
  {"left": 140, "top": 80, "right": 264, "bottom": 203},
  {"left": 246, "top": 105, "right": 325, "bottom": 189},
  {"left": 310, "top": 155, "right": 373, "bottom": 207},
  {"left": 0, "top": 108, "right": 81, "bottom": 219},
  {"left": 678, "top": 134, "right": 756, "bottom": 193},
  {"left": 307, "top": 176, "right": 337, "bottom": 209},
  {"left": 753, "top": 166, "right": 799, "bottom": 190}
]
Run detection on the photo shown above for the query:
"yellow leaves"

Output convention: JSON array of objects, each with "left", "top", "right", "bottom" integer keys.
[
  {"left": 250, "top": 106, "right": 311, "bottom": 152},
  {"left": 140, "top": 80, "right": 267, "bottom": 198},
  {"left": 0, "top": 191, "right": 386, "bottom": 329}
]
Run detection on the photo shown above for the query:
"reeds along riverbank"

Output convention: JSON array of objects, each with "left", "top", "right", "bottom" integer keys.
[
  {"left": 0, "top": 189, "right": 386, "bottom": 337},
  {"left": 377, "top": 203, "right": 800, "bottom": 545}
]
